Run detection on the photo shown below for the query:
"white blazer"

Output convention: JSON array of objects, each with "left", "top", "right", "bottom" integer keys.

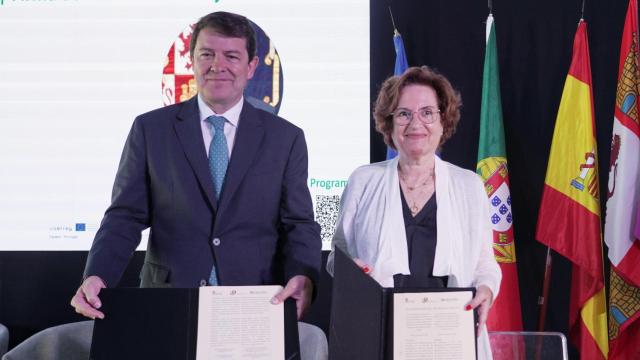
[{"left": 327, "top": 156, "right": 501, "bottom": 360}]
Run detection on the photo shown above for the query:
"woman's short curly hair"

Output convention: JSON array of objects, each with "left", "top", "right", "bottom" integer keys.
[{"left": 374, "top": 66, "right": 462, "bottom": 150}]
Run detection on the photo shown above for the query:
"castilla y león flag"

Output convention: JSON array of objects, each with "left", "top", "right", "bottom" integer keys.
[
  {"left": 604, "top": 0, "right": 640, "bottom": 359},
  {"left": 535, "top": 21, "right": 608, "bottom": 359},
  {"left": 476, "top": 14, "right": 523, "bottom": 332}
]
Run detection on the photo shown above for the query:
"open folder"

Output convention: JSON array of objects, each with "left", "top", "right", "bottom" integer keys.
[
  {"left": 90, "top": 286, "right": 300, "bottom": 360},
  {"left": 329, "top": 247, "right": 477, "bottom": 360}
]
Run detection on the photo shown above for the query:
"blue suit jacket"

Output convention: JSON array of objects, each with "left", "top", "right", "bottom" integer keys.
[{"left": 84, "top": 96, "right": 322, "bottom": 289}]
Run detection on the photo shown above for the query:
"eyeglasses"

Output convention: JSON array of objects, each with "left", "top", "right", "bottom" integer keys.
[{"left": 390, "top": 107, "right": 441, "bottom": 125}]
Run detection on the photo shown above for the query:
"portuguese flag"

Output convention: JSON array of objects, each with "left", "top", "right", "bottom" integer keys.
[
  {"left": 535, "top": 21, "right": 608, "bottom": 359},
  {"left": 476, "top": 14, "right": 523, "bottom": 331}
]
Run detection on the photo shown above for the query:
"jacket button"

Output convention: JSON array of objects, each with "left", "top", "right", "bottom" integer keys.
[
  {"left": 212, "top": 237, "right": 221, "bottom": 246},
  {"left": 199, "top": 279, "right": 207, "bottom": 287}
]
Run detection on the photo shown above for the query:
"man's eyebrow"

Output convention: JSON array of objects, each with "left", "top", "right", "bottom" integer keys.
[{"left": 196, "top": 48, "right": 241, "bottom": 55}]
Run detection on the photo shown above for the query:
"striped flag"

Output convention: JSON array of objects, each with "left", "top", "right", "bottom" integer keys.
[
  {"left": 535, "top": 21, "right": 608, "bottom": 359},
  {"left": 386, "top": 30, "right": 409, "bottom": 160},
  {"left": 476, "top": 14, "right": 523, "bottom": 331},
  {"left": 605, "top": 0, "right": 640, "bottom": 358}
]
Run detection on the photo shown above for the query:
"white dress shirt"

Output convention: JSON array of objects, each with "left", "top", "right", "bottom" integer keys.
[{"left": 198, "top": 94, "right": 243, "bottom": 157}]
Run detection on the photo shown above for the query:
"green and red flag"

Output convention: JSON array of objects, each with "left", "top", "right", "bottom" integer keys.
[{"left": 476, "top": 14, "right": 523, "bottom": 331}]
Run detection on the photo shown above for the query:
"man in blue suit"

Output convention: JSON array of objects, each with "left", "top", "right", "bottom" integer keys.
[{"left": 71, "top": 11, "right": 321, "bottom": 320}]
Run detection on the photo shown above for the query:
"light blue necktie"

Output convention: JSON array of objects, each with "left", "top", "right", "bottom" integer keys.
[{"left": 206, "top": 115, "right": 228, "bottom": 286}]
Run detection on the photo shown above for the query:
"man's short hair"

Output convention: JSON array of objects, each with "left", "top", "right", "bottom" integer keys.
[{"left": 189, "top": 11, "right": 257, "bottom": 61}]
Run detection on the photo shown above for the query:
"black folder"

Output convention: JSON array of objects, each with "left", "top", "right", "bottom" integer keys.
[
  {"left": 329, "top": 247, "right": 389, "bottom": 359},
  {"left": 329, "top": 247, "right": 477, "bottom": 360},
  {"left": 90, "top": 287, "right": 300, "bottom": 360}
]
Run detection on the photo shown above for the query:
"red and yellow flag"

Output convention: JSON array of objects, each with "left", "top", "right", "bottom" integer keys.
[{"left": 536, "top": 21, "right": 608, "bottom": 359}]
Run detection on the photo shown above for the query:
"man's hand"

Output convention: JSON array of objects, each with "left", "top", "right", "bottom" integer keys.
[
  {"left": 270, "top": 275, "right": 313, "bottom": 320},
  {"left": 70, "top": 275, "right": 107, "bottom": 319},
  {"left": 465, "top": 285, "right": 494, "bottom": 334}
]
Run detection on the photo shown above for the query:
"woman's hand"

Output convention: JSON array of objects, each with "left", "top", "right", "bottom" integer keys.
[
  {"left": 353, "top": 258, "right": 373, "bottom": 274},
  {"left": 465, "top": 285, "right": 494, "bottom": 333}
]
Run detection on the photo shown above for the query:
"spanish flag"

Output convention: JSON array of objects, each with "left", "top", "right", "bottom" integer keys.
[{"left": 536, "top": 21, "right": 608, "bottom": 359}]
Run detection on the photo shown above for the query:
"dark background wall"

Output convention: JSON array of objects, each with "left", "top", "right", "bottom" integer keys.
[{"left": 0, "top": 0, "right": 631, "bottom": 357}]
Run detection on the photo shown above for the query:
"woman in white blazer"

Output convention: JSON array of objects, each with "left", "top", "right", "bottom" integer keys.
[{"left": 327, "top": 66, "right": 501, "bottom": 359}]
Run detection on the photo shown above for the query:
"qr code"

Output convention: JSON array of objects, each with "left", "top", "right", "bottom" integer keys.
[{"left": 315, "top": 195, "right": 340, "bottom": 243}]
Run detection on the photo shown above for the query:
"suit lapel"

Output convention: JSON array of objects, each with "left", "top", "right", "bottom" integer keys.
[
  {"left": 173, "top": 97, "right": 218, "bottom": 211},
  {"left": 217, "top": 102, "right": 264, "bottom": 214}
]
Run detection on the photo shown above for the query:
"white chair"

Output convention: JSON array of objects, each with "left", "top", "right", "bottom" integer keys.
[
  {"left": 489, "top": 331, "right": 568, "bottom": 360},
  {"left": 0, "top": 323, "right": 9, "bottom": 357},
  {"left": 299, "top": 322, "right": 328, "bottom": 360},
  {"left": 2, "top": 320, "right": 327, "bottom": 360},
  {"left": 2, "top": 321, "right": 93, "bottom": 360}
]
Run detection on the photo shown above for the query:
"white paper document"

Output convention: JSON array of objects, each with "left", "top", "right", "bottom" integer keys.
[
  {"left": 393, "top": 290, "right": 476, "bottom": 360},
  {"left": 196, "top": 285, "right": 284, "bottom": 360}
]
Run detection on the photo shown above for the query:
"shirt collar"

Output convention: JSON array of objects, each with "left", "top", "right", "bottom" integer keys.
[{"left": 197, "top": 94, "right": 243, "bottom": 128}]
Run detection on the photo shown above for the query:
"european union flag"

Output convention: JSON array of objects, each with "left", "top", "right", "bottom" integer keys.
[
  {"left": 75, "top": 223, "right": 86, "bottom": 231},
  {"left": 386, "top": 31, "right": 409, "bottom": 160},
  {"left": 393, "top": 31, "right": 409, "bottom": 76}
]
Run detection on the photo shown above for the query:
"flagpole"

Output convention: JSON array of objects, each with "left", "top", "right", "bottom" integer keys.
[
  {"left": 534, "top": 246, "right": 553, "bottom": 360},
  {"left": 536, "top": 249, "right": 553, "bottom": 360},
  {"left": 537, "top": 247, "right": 552, "bottom": 331},
  {"left": 388, "top": 6, "right": 398, "bottom": 34}
]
